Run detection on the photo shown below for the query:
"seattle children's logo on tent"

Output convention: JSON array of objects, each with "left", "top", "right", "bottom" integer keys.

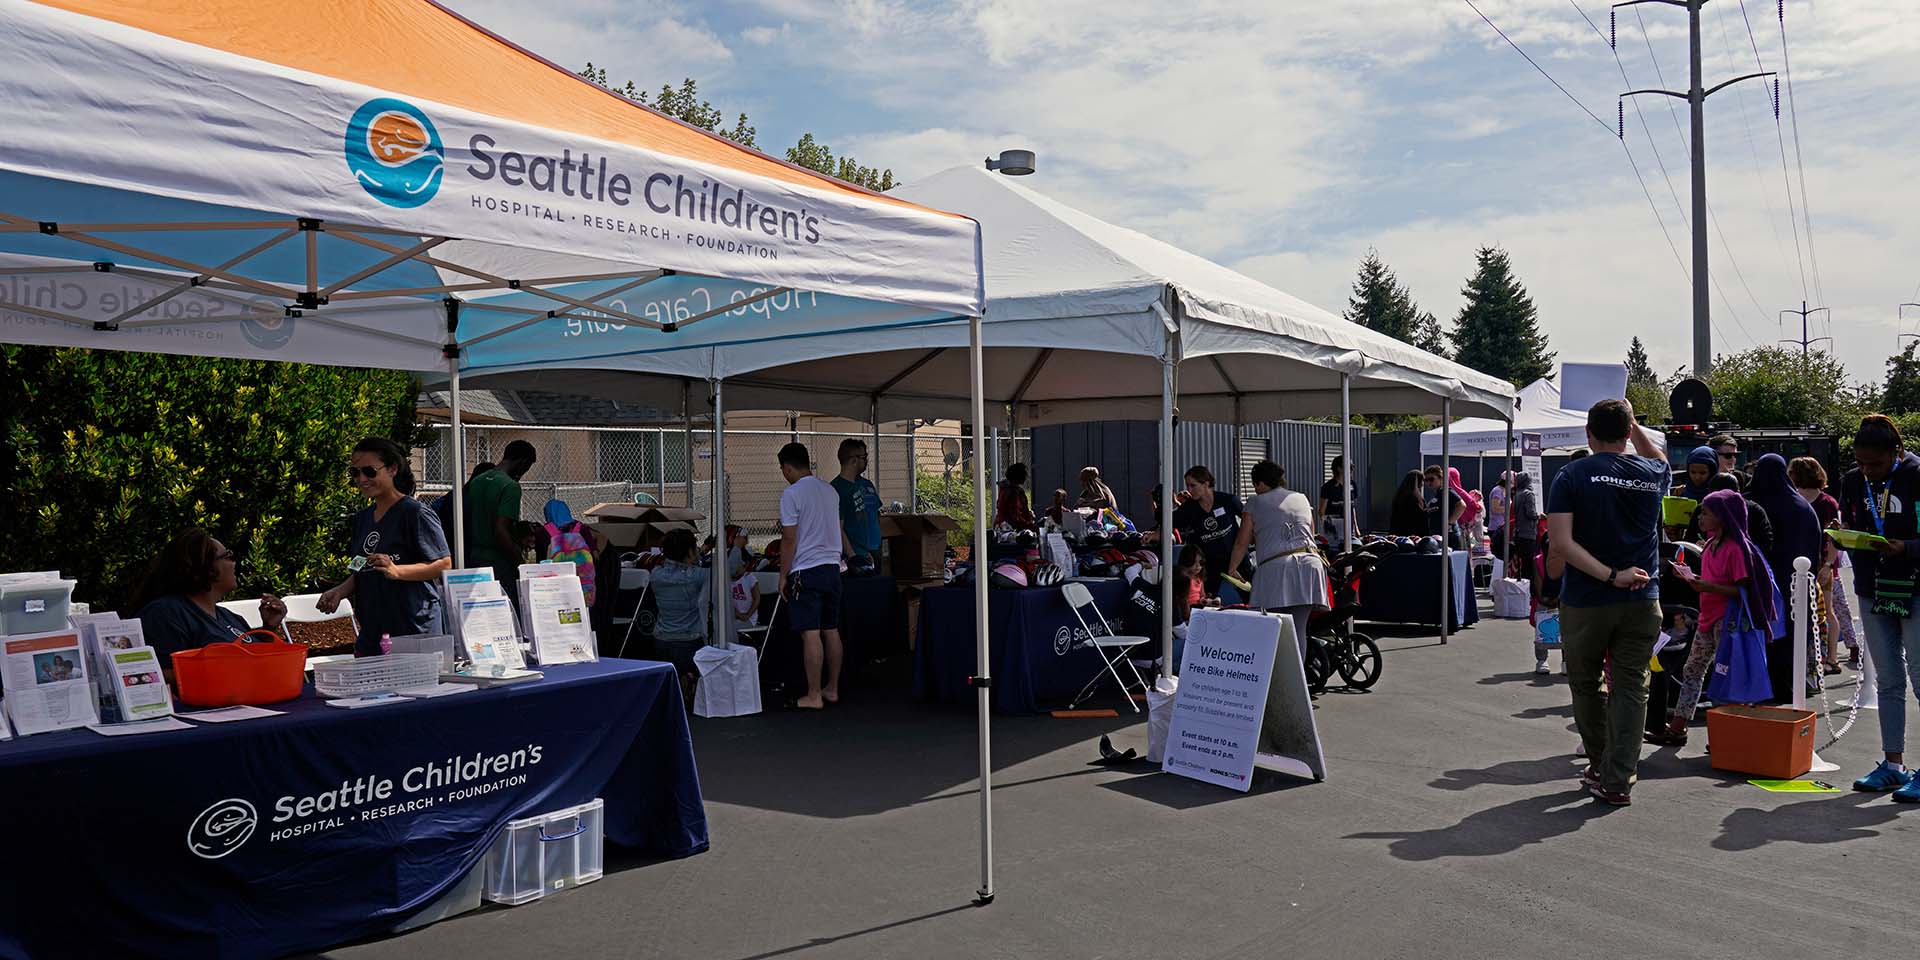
[{"left": 345, "top": 98, "right": 444, "bottom": 208}]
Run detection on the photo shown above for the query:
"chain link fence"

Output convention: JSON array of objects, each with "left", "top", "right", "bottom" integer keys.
[{"left": 414, "top": 424, "right": 1027, "bottom": 549}]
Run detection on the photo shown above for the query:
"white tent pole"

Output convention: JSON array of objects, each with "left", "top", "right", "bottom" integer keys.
[
  {"left": 682, "top": 381, "right": 694, "bottom": 510},
  {"left": 1160, "top": 336, "right": 1177, "bottom": 675},
  {"left": 445, "top": 299, "right": 465, "bottom": 568},
  {"left": 967, "top": 314, "right": 995, "bottom": 906},
  {"left": 907, "top": 420, "right": 920, "bottom": 513},
  {"left": 871, "top": 396, "right": 883, "bottom": 504},
  {"left": 1504, "top": 419, "right": 1514, "bottom": 576},
  {"left": 711, "top": 378, "right": 731, "bottom": 648},
  {"left": 1231, "top": 396, "right": 1244, "bottom": 496},
  {"left": 1340, "top": 373, "right": 1353, "bottom": 553},
  {"left": 990, "top": 427, "right": 1002, "bottom": 492},
  {"left": 1440, "top": 397, "right": 1452, "bottom": 645}
]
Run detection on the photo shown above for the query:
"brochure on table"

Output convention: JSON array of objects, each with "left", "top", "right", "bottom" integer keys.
[
  {"left": 108, "top": 646, "right": 172, "bottom": 722},
  {"left": 441, "top": 568, "right": 504, "bottom": 644},
  {"left": 74, "top": 614, "right": 153, "bottom": 724},
  {"left": 523, "top": 574, "right": 597, "bottom": 665},
  {"left": 2, "top": 630, "right": 100, "bottom": 736},
  {"left": 454, "top": 596, "right": 525, "bottom": 672},
  {"left": 1161, "top": 609, "right": 1326, "bottom": 791}
]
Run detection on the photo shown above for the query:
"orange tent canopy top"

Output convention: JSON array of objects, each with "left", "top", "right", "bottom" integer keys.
[{"left": 39, "top": 0, "right": 959, "bottom": 218}]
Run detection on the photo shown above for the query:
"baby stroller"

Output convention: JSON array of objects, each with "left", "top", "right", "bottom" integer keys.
[{"left": 1304, "top": 547, "right": 1385, "bottom": 693}]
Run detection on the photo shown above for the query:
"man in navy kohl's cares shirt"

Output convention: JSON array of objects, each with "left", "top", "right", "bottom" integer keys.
[{"left": 1546, "top": 398, "right": 1668, "bottom": 807}]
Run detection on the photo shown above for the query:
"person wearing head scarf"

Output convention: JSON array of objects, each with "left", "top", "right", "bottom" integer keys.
[
  {"left": 1509, "top": 471, "right": 1541, "bottom": 580},
  {"left": 1687, "top": 472, "right": 1773, "bottom": 554},
  {"left": 1652, "top": 489, "right": 1777, "bottom": 745},
  {"left": 1390, "top": 470, "right": 1428, "bottom": 536},
  {"left": 1675, "top": 446, "right": 1720, "bottom": 501},
  {"left": 1076, "top": 467, "right": 1120, "bottom": 514},
  {"left": 1444, "top": 467, "right": 1480, "bottom": 548},
  {"left": 1747, "top": 452, "right": 1823, "bottom": 624}
]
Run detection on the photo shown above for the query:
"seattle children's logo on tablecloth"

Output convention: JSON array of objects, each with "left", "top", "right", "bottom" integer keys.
[
  {"left": 345, "top": 98, "right": 445, "bottom": 209},
  {"left": 187, "top": 797, "right": 259, "bottom": 859}
]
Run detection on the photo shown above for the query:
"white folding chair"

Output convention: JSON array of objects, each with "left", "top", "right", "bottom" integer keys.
[
  {"left": 747, "top": 593, "right": 783, "bottom": 681},
  {"left": 217, "top": 598, "right": 265, "bottom": 628},
  {"left": 614, "top": 567, "right": 652, "bottom": 659},
  {"left": 1060, "top": 581, "right": 1151, "bottom": 713}
]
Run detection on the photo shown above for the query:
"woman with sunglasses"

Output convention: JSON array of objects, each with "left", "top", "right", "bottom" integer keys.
[
  {"left": 132, "top": 527, "right": 286, "bottom": 670},
  {"left": 317, "top": 437, "right": 451, "bottom": 656}
]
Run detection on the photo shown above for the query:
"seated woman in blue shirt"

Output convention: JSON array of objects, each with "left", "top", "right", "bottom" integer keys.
[
  {"left": 133, "top": 527, "right": 287, "bottom": 670},
  {"left": 649, "top": 528, "right": 710, "bottom": 678}
]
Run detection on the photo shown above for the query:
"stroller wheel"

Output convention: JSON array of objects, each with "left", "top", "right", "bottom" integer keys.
[
  {"left": 1337, "top": 634, "right": 1383, "bottom": 690},
  {"left": 1304, "top": 638, "right": 1331, "bottom": 694}
]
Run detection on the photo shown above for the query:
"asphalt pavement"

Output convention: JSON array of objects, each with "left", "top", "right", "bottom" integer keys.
[{"left": 317, "top": 602, "right": 1915, "bottom": 960}]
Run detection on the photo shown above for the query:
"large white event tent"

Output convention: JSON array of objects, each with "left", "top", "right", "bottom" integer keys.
[
  {"left": 0, "top": 0, "right": 1006, "bottom": 907},
  {"left": 460, "top": 164, "right": 1518, "bottom": 664},
  {"left": 1420, "top": 377, "right": 1590, "bottom": 454}
]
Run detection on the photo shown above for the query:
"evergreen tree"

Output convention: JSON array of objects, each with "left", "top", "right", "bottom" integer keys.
[
  {"left": 1884, "top": 341, "right": 1920, "bottom": 414},
  {"left": 1414, "top": 310, "right": 1448, "bottom": 357},
  {"left": 1623, "top": 337, "right": 1670, "bottom": 422},
  {"left": 1449, "top": 246, "right": 1555, "bottom": 386},
  {"left": 1344, "top": 250, "right": 1418, "bottom": 341},
  {"left": 1345, "top": 250, "right": 1447, "bottom": 355}
]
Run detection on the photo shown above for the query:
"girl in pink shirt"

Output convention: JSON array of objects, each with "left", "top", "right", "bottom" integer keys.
[{"left": 1652, "top": 489, "right": 1776, "bottom": 746}]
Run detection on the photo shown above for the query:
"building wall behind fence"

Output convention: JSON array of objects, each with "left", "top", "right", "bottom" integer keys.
[
  {"left": 1030, "top": 420, "right": 1372, "bottom": 530},
  {"left": 413, "top": 417, "right": 1003, "bottom": 548}
]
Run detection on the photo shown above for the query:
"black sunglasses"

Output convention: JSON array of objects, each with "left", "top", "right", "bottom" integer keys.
[
  {"left": 348, "top": 465, "right": 384, "bottom": 479},
  {"left": 1717, "top": 451, "right": 1738, "bottom": 459}
]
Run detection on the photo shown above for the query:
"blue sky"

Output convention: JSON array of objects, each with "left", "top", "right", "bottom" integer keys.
[{"left": 443, "top": 0, "right": 1919, "bottom": 388}]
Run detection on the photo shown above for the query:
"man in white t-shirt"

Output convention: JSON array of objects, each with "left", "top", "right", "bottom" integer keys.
[{"left": 777, "top": 442, "right": 853, "bottom": 709}]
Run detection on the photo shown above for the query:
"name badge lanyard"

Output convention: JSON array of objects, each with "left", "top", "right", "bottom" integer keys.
[{"left": 1865, "top": 461, "right": 1902, "bottom": 536}]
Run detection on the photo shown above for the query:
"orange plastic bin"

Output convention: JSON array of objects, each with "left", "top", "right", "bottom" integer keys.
[
  {"left": 1706, "top": 704, "right": 1816, "bottom": 779},
  {"left": 171, "top": 641, "right": 308, "bottom": 707}
]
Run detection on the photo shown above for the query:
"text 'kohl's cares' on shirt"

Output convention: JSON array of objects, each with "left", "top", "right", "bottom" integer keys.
[{"left": 1545, "top": 452, "right": 1666, "bottom": 607}]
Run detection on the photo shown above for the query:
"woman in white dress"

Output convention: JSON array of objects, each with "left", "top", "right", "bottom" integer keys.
[{"left": 1226, "top": 459, "right": 1330, "bottom": 653}]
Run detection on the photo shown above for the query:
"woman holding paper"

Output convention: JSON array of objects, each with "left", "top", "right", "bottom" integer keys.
[
  {"left": 317, "top": 437, "right": 451, "bottom": 656},
  {"left": 132, "top": 527, "right": 286, "bottom": 669}
]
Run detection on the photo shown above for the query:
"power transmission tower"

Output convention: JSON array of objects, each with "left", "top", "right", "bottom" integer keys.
[
  {"left": 1900, "top": 303, "right": 1920, "bottom": 350},
  {"left": 1612, "top": 0, "right": 1776, "bottom": 377},
  {"left": 1777, "top": 301, "right": 1830, "bottom": 356}
]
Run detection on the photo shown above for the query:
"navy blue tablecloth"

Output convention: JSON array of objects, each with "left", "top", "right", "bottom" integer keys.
[
  {"left": 913, "top": 580, "right": 1132, "bottom": 714},
  {"left": 1356, "top": 550, "right": 1479, "bottom": 630},
  {"left": 0, "top": 659, "right": 707, "bottom": 960},
  {"left": 753, "top": 574, "right": 902, "bottom": 700}
]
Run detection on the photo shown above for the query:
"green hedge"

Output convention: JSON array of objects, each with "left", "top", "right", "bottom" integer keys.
[{"left": 1, "top": 346, "right": 422, "bottom": 610}]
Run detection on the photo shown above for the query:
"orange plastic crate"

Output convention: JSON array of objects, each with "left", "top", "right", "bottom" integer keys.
[{"left": 1706, "top": 704, "right": 1816, "bottom": 779}]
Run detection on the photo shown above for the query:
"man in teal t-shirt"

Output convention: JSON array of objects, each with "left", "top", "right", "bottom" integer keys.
[
  {"left": 830, "top": 438, "right": 883, "bottom": 563},
  {"left": 464, "top": 440, "right": 537, "bottom": 584}
]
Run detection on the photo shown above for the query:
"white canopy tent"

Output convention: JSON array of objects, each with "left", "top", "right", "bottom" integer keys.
[
  {"left": 1421, "top": 378, "right": 1590, "bottom": 454},
  {"left": 0, "top": 0, "right": 1002, "bottom": 908},
  {"left": 456, "top": 164, "right": 1518, "bottom": 677}
]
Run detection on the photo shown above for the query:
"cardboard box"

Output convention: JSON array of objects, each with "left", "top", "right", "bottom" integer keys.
[
  {"left": 894, "top": 577, "right": 947, "bottom": 650},
  {"left": 583, "top": 503, "right": 706, "bottom": 524},
  {"left": 584, "top": 519, "right": 696, "bottom": 549},
  {"left": 879, "top": 514, "right": 959, "bottom": 579},
  {"left": 1706, "top": 705, "right": 1817, "bottom": 779}
]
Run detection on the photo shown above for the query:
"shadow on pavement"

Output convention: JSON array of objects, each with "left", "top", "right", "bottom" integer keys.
[
  {"left": 1712, "top": 792, "right": 1907, "bottom": 851},
  {"left": 719, "top": 902, "right": 984, "bottom": 960},
  {"left": 691, "top": 659, "right": 1136, "bottom": 819},
  {"left": 1478, "top": 672, "right": 1558, "bottom": 687},
  {"left": 1100, "top": 767, "right": 1316, "bottom": 810},
  {"left": 1429, "top": 754, "right": 1581, "bottom": 790},
  {"left": 1345, "top": 787, "right": 1615, "bottom": 860}
]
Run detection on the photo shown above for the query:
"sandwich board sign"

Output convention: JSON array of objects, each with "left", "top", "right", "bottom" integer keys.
[{"left": 1161, "top": 609, "right": 1326, "bottom": 791}]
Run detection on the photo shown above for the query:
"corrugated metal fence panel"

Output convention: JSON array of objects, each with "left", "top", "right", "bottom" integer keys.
[
  {"left": 1031, "top": 420, "right": 1371, "bottom": 529},
  {"left": 1372, "top": 429, "right": 1574, "bottom": 524}
]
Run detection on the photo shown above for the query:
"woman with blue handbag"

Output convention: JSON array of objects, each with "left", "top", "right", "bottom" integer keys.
[{"left": 1649, "top": 489, "right": 1776, "bottom": 746}]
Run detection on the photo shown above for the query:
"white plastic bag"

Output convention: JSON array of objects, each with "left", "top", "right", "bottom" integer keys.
[
  {"left": 1146, "top": 675, "right": 1180, "bottom": 763},
  {"left": 1492, "top": 578, "right": 1531, "bottom": 619},
  {"left": 692, "top": 644, "right": 762, "bottom": 718}
]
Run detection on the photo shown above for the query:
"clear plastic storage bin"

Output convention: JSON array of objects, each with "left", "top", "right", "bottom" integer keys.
[
  {"left": 0, "top": 577, "right": 76, "bottom": 635},
  {"left": 312, "top": 653, "right": 441, "bottom": 697},
  {"left": 484, "top": 798, "right": 604, "bottom": 906}
]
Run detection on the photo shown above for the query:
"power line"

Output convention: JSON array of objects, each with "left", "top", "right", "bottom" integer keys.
[
  {"left": 1737, "top": 0, "right": 1815, "bottom": 313},
  {"left": 1776, "top": 0, "right": 1827, "bottom": 311},
  {"left": 1557, "top": 1, "right": 1744, "bottom": 348},
  {"left": 1712, "top": 0, "right": 1800, "bottom": 302},
  {"left": 1632, "top": 7, "right": 1770, "bottom": 333},
  {"left": 1464, "top": 0, "right": 1614, "bottom": 134}
]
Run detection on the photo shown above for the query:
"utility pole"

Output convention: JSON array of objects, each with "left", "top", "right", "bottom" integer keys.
[
  {"left": 1777, "top": 301, "right": 1831, "bottom": 357},
  {"left": 1613, "top": 0, "right": 1776, "bottom": 377},
  {"left": 1899, "top": 303, "right": 1920, "bottom": 351}
]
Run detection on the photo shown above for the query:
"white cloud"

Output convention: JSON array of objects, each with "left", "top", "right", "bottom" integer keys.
[
  {"left": 439, "top": 0, "right": 733, "bottom": 79},
  {"left": 740, "top": 23, "right": 792, "bottom": 46}
]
